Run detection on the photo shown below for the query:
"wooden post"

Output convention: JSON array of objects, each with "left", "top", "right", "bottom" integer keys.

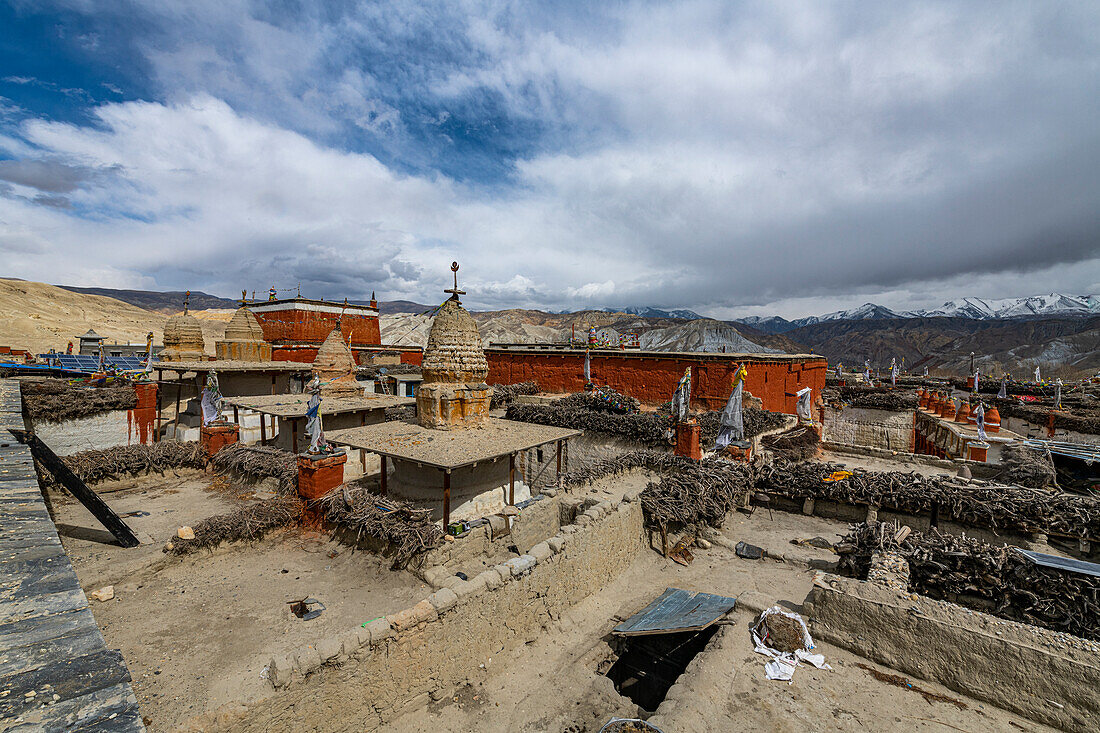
[
  {"left": 443, "top": 470, "right": 451, "bottom": 527},
  {"left": 360, "top": 413, "right": 367, "bottom": 471},
  {"left": 172, "top": 382, "right": 182, "bottom": 441},
  {"left": 379, "top": 455, "right": 387, "bottom": 496},
  {"left": 555, "top": 440, "right": 562, "bottom": 483},
  {"left": 154, "top": 379, "right": 162, "bottom": 442},
  {"left": 232, "top": 405, "right": 239, "bottom": 424},
  {"left": 259, "top": 413, "right": 267, "bottom": 445},
  {"left": 509, "top": 453, "right": 515, "bottom": 505},
  {"left": 291, "top": 418, "right": 298, "bottom": 453},
  {"left": 271, "top": 373, "right": 277, "bottom": 395}
]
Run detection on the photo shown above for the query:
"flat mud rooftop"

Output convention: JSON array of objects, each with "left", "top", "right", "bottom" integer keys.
[
  {"left": 47, "top": 451, "right": 1075, "bottom": 732},
  {"left": 48, "top": 475, "right": 427, "bottom": 731}
]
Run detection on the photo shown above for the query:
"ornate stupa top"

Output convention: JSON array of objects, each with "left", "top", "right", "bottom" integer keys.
[
  {"left": 162, "top": 291, "right": 206, "bottom": 361},
  {"left": 422, "top": 264, "right": 487, "bottom": 385},
  {"left": 223, "top": 305, "right": 266, "bottom": 342},
  {"left": 312, "top": 323, "right": 360, "bottom": 398}
]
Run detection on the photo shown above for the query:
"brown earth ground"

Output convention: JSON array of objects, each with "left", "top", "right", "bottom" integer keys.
[
  {"left": 55, "top": 452, "right": 1047, "bottom": 732},
  {"left": 50, "top": 474, "right": 427, "bottom": 732}
]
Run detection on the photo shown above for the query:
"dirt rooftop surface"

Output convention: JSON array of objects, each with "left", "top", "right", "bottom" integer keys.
[
  {"left": 50, "top": 475, "right": 428, "bottom": 732},
  {"left": 47, "top": 448, "right": 1062, "bottom": 731}
]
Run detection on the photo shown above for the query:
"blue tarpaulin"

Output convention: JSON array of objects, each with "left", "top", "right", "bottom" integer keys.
[{"left": 613, "top": 587, "right": 737, "bottom": 636}]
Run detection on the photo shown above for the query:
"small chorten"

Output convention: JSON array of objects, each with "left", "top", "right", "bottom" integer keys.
[
  {"left": 416, "top": 262, "right": 491, "bottom": 429},
  {"left": 216, "top": 291, "right": 272, "bottom": 361},
  {"left": 312, "top": 321, "right": 361, "bottom": 398},
  {"left": 161, "top": 291, "right": 206, "bottom": 362}
]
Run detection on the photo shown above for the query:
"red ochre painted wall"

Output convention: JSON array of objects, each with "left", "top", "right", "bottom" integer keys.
[
  {"left": 254, "top": 311, "right": 382, "bottom": 348},
  {"left": 486, "top": 350, "right": 828, "bottom": 415}
]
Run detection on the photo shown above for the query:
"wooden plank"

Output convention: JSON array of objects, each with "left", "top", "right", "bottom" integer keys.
[
  {"left": 13, "top": 681, "right": 144, "bottom": 732},
  {"left": 0, "top": 609, "right": 99, "bottom": 650},
  {"left": 0, "top": 648, "right": 131, "bottom": 718},
  {"left": 8, "top": 430, "right": 140, "bottom": 548},
  {"left": 2, "top": 587, "right": 88, "bottom": 624},
  {"left": 613, "top": 587, "right": 737, "bottom": 636},
  {"left": 0, "top": 623, "right": 106, "bottom": 676}
]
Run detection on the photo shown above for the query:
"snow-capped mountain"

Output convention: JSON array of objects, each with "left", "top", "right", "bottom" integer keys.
[
  {"left": 603, "top": 306, "right": 705, "bottom": 320},
  {"left": 913, "top": 294, "right": 1098, "bottom": 320},
  {"left": 735, "top": 315, "right": 793, "bottom": 334},
  {"left": 788, "top": 303, "right": 906, "bottom": 329}
]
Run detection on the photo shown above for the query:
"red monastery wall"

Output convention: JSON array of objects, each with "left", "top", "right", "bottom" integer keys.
[{"left": 486, "top": 349, "right": 827, "bottom": 415}]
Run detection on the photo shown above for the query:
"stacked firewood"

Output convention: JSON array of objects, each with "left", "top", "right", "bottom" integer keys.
[
  {"left": 838, "top": 522, "right": 1100, "bottom": 641},
  {"left": 753, "top": 461, "right": 1100, "bottom": 540}
]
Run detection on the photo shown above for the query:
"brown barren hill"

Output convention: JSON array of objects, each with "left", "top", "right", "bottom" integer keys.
[{"left": 0, "top": 278, "right": 222, "bottom": 356}]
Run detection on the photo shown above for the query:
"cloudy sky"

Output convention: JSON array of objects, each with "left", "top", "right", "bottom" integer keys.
[{"left": 1, "top": 1, "right": 1098, "bottom": 319}]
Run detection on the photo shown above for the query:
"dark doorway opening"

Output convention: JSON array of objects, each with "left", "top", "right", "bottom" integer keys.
[{"left": 604, "top": 626, "right": 719, "bottom": 712}]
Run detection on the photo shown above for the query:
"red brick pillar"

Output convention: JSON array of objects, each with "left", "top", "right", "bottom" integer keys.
[
  {"left": 724, "top": 442, "right": 752, "bottom": 463},
  {"left": 967, "top": 441, "right": 989, "bottom": 462},
  {"left": 297, "top": 452, "right": 347, "bottom": 528},
  {"left": 297, "top": 452, "right": 348, "bottom": 501},
  {"left": 200, "top": 423, "right": 239, "bottom": 459},
  {"left": 674, "top": 422, "right": 702, "bottom": 461},
  {"left": 129, "top": 381, "right": 159, "bottom": 445}
]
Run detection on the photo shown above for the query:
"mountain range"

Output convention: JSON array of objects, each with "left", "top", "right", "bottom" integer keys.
[{"left": 20, "top": 283, "right": 1097, "bottom": 378}]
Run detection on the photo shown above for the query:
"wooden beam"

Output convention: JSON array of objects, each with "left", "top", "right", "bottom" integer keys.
[
  {"left": 291, "top": 418, "right": 298, "bottom": 453},
  {"left": 172, "top": 382, "right": 182, "bottom": 441},
  {"left": 154, "top": 380, "right": 162, "bottom": 443},
  {"left": 555, "top": 440, "right": 562, "bottom": 482},
  {"left": 11, "top": 429, "right": 140, "bottom": 548},
  {"left": 232, "top": 405, "right": 239, "bottom": 424},
  {"left": 442, "top": 470, "right": 451, "bottom": 527},
  {"left": 259, "top": 413, "right": 267, "bottom": 446}
]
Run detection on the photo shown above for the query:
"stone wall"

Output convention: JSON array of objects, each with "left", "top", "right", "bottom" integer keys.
[
  {"left": 804, "top": 572, "right": 1100, "bottom": 733},
  {"left": 823, "top": 406, "right": 914, "bottom": 452},
  {"left": 173, "top": 492, "right": 646, "bottom": 732}
]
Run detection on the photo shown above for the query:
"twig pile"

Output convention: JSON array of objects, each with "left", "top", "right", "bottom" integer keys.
[
  {"left": 760, "top": 426, "right": 820, "bottom": 461},
  {"left": 837, "top": 522, "right": 1100, "bottom": 641},
  {"left": 506, "top": 400, "right": 787, "bottom": 447},
  {"left": 841, "top": 389, "right": 919, "bottom": 411},
  {"left": 490, "top": 381, "right": 540, "bottom": 409},
  {"left": 167, "top": 495, "right": 304, "bottom": 555},
  {"left": 315, "top": 484, "right": 444, "bottom": 569},
  {"left": 210, "top": 443, "right": 298, "bottom": 495},
  {"left": 358, "top": 363, "right": 422, "bottom": 379},
  {"left": 754, "top": 461, "right": 1100, "bottom": 540},
  {"left": 640, "top": 458, "right": 750, "bottom": 529},
  {"left": 998, "top": 443, "right": 1057, "bottom": 490},
  {"left": 39, "top": 441, "right": 206, "bottom": 487},
  {"left": 21, "top": 379, "right": 137, "bottom": 422},
  {"left": 560, "top": 451, "right": 693, "bottom": 487},
  {"left": 558, "top": 386, "right": 639, "bottom": 414}
]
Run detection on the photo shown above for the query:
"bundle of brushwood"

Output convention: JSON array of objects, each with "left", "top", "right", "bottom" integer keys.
[
  {"left": 837, "top": 522, "right": 1100, "bottom": 641},
  {"left": 210, "top": 443, "right": 298, "bottom": 495},
  {"left": 760, "top": 426, "right": 819, "bottom": 461},
  {"left": 999, "top": 443, "right": 1057, "bottom": 490},
  {"left": 490, "top": 381, "right": 539, "bottom": 409},
  {"left": 837, "top": 388, "right": 919, "bottom": 411},
  {"left": 560, "top": 451, "right": 694, "bottom": 488},
  {"left": 168, "top": 494, "right": 304, "bottom": 555},
  {"left": 315, "top": 484, "right": 444, "bottom": 569},
  {"left": 358, "top": 363, "right": 422, "bottom": 379},
  {"left": 38, "top": 441, "right": 206, "bottom": 487},
  {"left": 754, "top": 461, "right": 1100, "bottom": 540},
  {"left": 507, "top": 399, "right": 788, "bottom": 448},
  {"left": 558, "top": 386, "right": 639, "bottom": 414},
  {"left": 21, "top": 378, "right": 137, "bottom": 422},
  {"left": 640, "top": 457, "right": 750, "bottom": 529}
]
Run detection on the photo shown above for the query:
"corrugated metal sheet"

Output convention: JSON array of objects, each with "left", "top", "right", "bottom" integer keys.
[
  {"left": 613, "top": 587, "right": 737, "bottom": 636},
  {"left": 1013, "top": 548, "right": 1100, "bottom": 578}
]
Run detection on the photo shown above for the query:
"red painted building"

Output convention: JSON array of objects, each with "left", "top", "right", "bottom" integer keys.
[
  {"left": 247, "top": 296, "right": 421, "bottom": 365},
  {"left": 486, "top": 348, "right": 827, "bottom": 415}
]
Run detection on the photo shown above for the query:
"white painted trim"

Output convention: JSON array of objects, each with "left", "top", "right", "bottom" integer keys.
[{"left": 250, "top": 300, "right": 378, "bottom": 317}]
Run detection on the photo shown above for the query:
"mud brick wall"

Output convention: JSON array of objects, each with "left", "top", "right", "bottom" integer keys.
[
  {"left": 177, "top": 492, "right": 647, "bottom": 732},
  {"left": 823, "top": 406, "right": 914, "bottom": 452},
  {"left": 486, "top": 350, "right": 827, "bottom": 415}
]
